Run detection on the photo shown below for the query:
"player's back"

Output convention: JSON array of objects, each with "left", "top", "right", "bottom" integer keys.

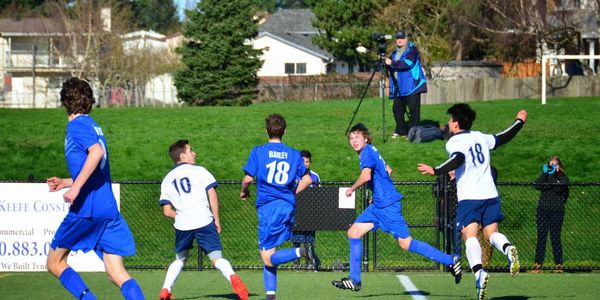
[
  {"left": 65, "top": 115, "right": 119, "bottom": 219},
  {"left": 160, "top": 163, "right": 216, "bottom": 230},
  {"left": 446, "top": 131, "right": 498, "bottom": 201},
  {"left": 244, "top": 142, "right": 306, "bottom": 207}
]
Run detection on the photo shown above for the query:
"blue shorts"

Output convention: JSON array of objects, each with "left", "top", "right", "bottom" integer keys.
[
  {"left": 355, "top": 201, "right": 410, "bottom": 239},
  {"left": 257, "top": 200, "right": 294, "bottom": 250},
  {"left": 175, "top": 221, "right": 223, "bottom": 254},
  {"left": 51, "top": 213, "right": 136, "bottom": 259},
  {"left": 456, "top": 197, "right": 505, "bottom": 230}
]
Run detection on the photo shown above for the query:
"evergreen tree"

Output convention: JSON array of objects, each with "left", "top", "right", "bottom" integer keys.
[
  {"left": 130, "top": 0, "right": 179, "bottom": 34},
  {"left": 175, "top": 0, "right": 262, "bottom": 106}
]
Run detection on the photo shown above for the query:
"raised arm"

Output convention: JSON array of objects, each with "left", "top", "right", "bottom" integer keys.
[{"left": 495, "top": 110, "right": 527, "bottom": 148}]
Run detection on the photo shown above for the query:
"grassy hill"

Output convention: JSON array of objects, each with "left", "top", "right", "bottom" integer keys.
[{"left": 1, "top": 97, "right": 598, "bottom": 182}]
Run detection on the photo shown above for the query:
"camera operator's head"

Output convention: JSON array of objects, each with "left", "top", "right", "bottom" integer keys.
[{"left": 395, "top": 31, "right": 410, "bottom": 48}]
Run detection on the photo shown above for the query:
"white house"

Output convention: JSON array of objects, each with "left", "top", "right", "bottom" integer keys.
[{"left": 254, "top": 9, "right": 356, "bottom": 76}]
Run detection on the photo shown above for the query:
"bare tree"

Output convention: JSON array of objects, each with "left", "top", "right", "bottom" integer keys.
[
  {"left": 46, "top": 0, "right": 181, "bottom": 106},
  {"left": 374, "top": 0, "right": 456, "bottom": 65},
  {"left": 453, "top": 0, "right": 585, "bottom": 62}
]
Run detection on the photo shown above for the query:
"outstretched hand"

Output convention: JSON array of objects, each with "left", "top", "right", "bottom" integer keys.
[
  {"left": 517, "top": 110, "right": 527, "bottom": 123},
  {"left": 417, "top": 163, "right": 435, "bottom": 176},
  {"left": 47, "top": 176, "right": 66, "bottom": 192}
]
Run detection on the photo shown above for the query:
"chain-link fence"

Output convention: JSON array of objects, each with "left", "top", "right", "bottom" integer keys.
[
  {"left": 117, "top": 179, "right": 600, "bottom": 273},
  {"left": 5, "top": 179, "right": 599, "bottom": 273}
]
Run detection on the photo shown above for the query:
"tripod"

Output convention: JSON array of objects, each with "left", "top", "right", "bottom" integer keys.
[{"left": 345, "top": 56, "right": 388, "bottom": 143}]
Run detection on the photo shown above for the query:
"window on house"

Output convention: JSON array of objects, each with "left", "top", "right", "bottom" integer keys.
[
  {"left": 284, "top": 63, "right": 307, "bottom": 74},
  {"left": 285, "top": 63, "right": 295, "bottom": 74}
]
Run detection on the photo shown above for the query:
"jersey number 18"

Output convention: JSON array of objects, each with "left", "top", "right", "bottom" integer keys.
[{"left": 266, "top": 160, "right": 290, "bottom": 184}]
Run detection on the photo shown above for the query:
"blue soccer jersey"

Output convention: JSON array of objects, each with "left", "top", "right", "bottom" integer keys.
[
  {"left": 359, "top": 144, "right": 403, "bottom": 208},
  {"left": 243, "top": 142, "right": 307, "bottom": 207},
  {"left": 64, "top": 115, "right": 119, "bottom": 219}
]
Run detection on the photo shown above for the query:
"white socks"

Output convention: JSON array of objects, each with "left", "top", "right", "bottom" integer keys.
[
  {"left": 489, "top": 232, "right": 510, "bottom": 255},
  {"left": 162, "top": 259, "right": 185, "bottom": 290},
  {"left": 215, "top": 258, "right": 235, "bottom": 282},
  {"left": 465, "top": 237, "right": 483, "bottom": 269}
]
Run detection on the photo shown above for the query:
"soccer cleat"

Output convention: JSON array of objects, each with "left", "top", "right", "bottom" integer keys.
[
  {"left": 303, "top": 243, "right": 320, "bottom": 270},
  {"left": 507, "top": 246, "right": 520, "bottom": 277},
  {"left": 332, "top": 277, "right": 361, "bottom": 292},
  {"left": 475, "top": 270, "right": 489, "bottom": 300},
  {"left": 230, "top": 274, "right": 249, "bottom": 300},
  {"left": 449, "top": 256, "right": 462, "bottom": 284},
  {"left": 159, "top": 288, "right": 172, "bottom": 300}
]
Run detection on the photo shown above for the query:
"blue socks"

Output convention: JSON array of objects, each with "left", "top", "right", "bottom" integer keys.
[
  {"left": 58, "top": 267, "right": 144, "bottom": 300},
  {"left": 349, "top": 238, "right": 362, "bottom": 283},
  {"left": 59, "top": 267, "right": 97, "bottom": 299},
  {"left": 120, "top": 278, "right": 145, "bottom": 300},
  {"left": 270, "top": 248, "right": 300, "bottom": 266},
  {"left": 263, "top": 265, "right": 277, "bottom": 294},
  {"left": 408, "top": 239, "right": 453, "bottom": 265}
]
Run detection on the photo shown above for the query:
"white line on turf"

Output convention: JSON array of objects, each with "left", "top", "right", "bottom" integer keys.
[{"left": 397, "top": 275, "right": 427, "bottom": 300}]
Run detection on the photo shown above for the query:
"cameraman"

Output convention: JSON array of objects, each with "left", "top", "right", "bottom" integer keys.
[
  {"left": 532, "top": 156, "right": 569, "bottom": 273},
  {"left": 385, "top": 31, "right": 427, "bottom": 139}
]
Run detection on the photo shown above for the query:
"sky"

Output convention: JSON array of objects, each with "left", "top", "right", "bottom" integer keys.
[{"left": 173, "top": 0, "right": 199, "bottom": 21}]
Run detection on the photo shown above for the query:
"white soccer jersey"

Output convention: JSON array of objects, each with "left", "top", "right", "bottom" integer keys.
[
  {"left": 446, "top": 131, "right": 498, "bottom": 201},
  {"left": 160, "top": 163, "right": 217, "bottom": 230}
]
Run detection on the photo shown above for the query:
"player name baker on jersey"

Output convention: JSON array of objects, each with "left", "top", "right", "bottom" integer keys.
[{"left": 268, "top": 150, "right": 288, "bottom": 159}]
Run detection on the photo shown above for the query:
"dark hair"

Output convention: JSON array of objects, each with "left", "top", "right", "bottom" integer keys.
[
  {"left": 300, "top": 150, "right": 312, "bottom": 160},
  {"left": 169, "top": 139, "right": 189, "bottom": 163},
  {"left": 447, "top": 103, "right": 476, "bottom": 130},
  {"left": 266, "top": 113, "right": 286, "bottom": 139},
  {"left": 60, "top": 77, "right": 95, "bottom": 115},
  {"left": 548, "top": 155, "right": 565, "bottom": 174},
  {"left": 348, "top": 123, "right": 372, "bottom": 143}
]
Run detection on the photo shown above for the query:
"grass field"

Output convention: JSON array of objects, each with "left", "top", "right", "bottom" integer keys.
[
  {"left": 2, "top": 269, "right": 600, "bottom": 299},
  {"left": 1, "top": 97, "right": 599, "bottom": 182}
]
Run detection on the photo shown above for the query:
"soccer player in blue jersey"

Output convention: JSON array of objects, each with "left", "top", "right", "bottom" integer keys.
[
  {"left": 46, "top": 78, "right": 144, "bottom": 299},
  {"left": 158, "top": 140, "right": 248, "bottom": 300},
  {"left": 418, "top": 103, "right": 526, "bottom": 300},
  {"left": 240, "top": 114, "right": 317, "bottom": 300},
  {"left": 332, "top": 123, "right": 461, "bottom": 292}
]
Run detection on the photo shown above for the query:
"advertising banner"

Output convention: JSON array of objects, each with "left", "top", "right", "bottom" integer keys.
[{"left": 0, "top": 183, "right": 120, "bottom": 272}]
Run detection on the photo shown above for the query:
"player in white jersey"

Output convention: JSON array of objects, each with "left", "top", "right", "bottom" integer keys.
[
  {"left": 418, "top": 103, "right": 527, "bottom": 300},
  {"left": 158, "top": 140, "right": 248, "bottom": 300}
]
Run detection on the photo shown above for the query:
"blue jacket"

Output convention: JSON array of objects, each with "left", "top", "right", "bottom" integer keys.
[{"left": 388, "top": 42, "right": 427, "bottom": 98}]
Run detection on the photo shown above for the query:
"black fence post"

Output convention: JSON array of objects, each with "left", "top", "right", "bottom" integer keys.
[{"left": 197, "top": 247, "right": 203, "bottom": 271}]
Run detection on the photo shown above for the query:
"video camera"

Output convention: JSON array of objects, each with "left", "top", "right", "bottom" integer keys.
[{"left": 371, "top": 31, "right": 392, "bottom": 58}]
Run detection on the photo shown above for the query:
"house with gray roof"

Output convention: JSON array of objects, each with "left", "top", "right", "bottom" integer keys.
[{"left": 254, "top": 9, "right": 355, "bottom": 76}]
